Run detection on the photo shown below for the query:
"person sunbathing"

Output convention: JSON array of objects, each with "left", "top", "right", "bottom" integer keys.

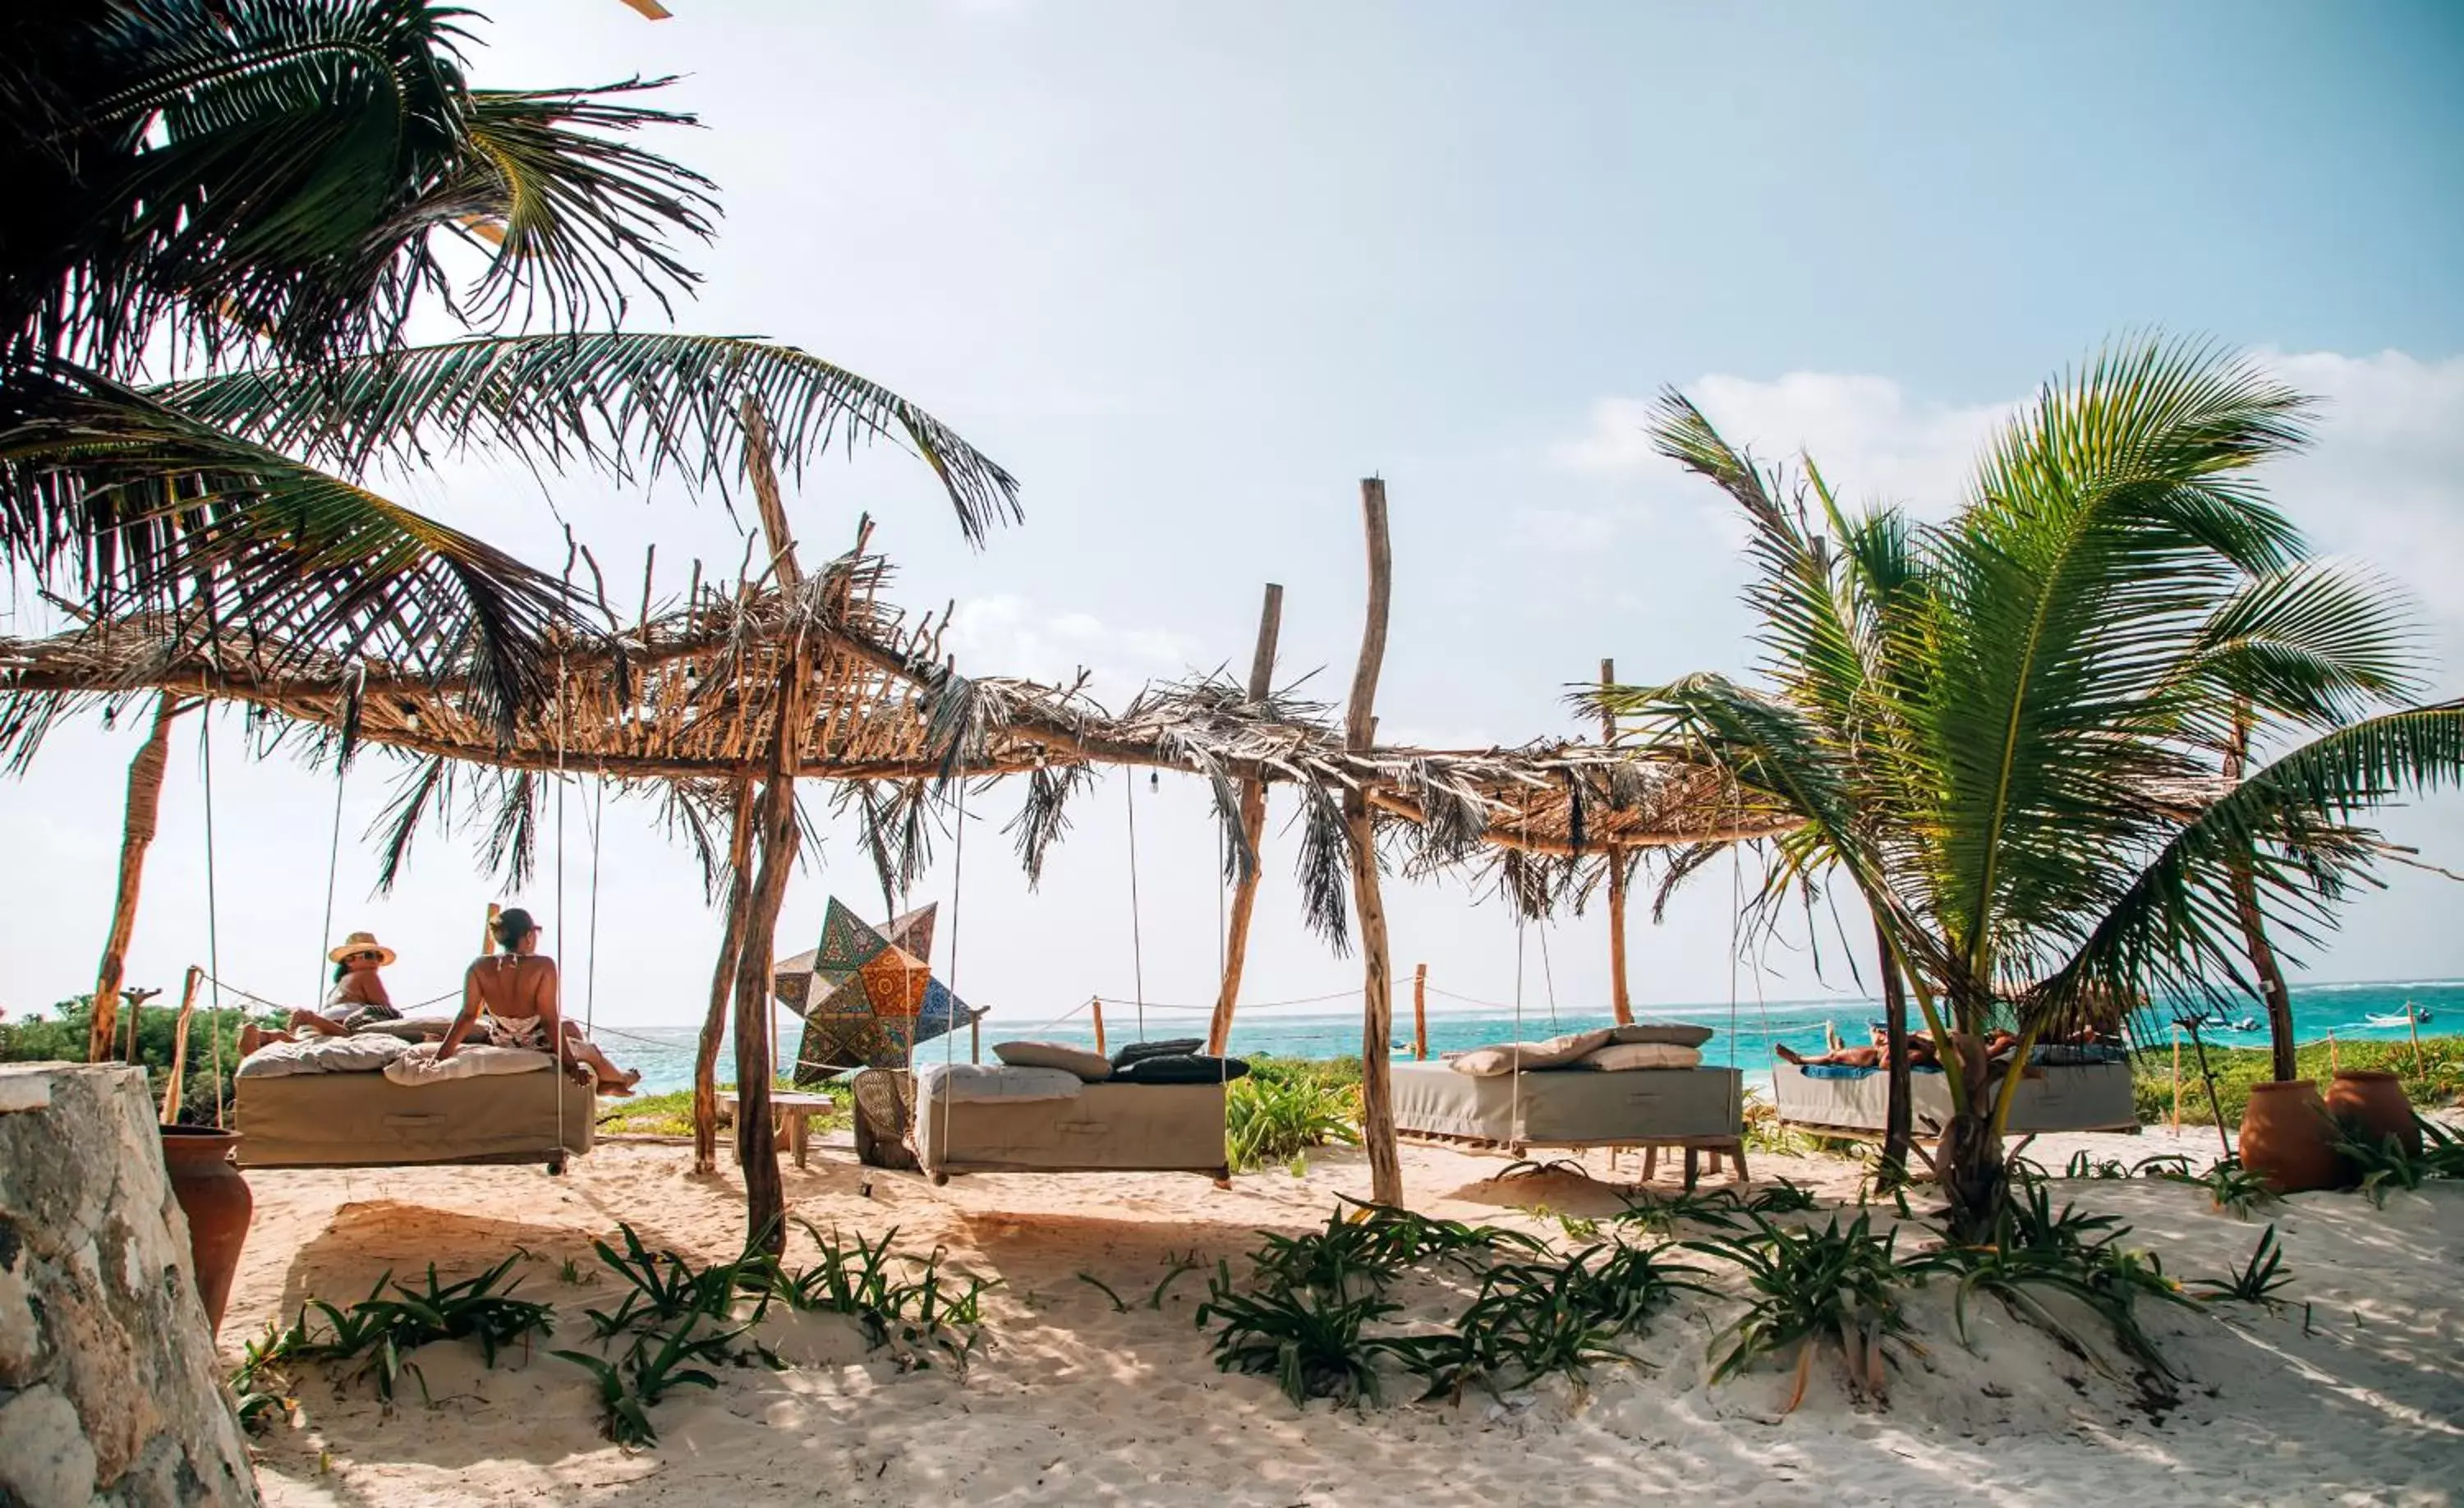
[
  {"left": 1776, "top": 1027, "right": 1939, "bottom": 1069},
  {"left": 239, "top": 931, "right": 402, "bottom": 1054},
  {"left": 439, "top": 908, "right": 640, "bottom": 1095}
]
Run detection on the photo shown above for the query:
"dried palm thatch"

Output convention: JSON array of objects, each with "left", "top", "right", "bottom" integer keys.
[{"left": 1, "top": 536, "right": 1797, "bottom": 938}]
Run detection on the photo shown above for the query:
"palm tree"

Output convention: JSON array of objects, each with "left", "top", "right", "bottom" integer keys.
[
  {"left": 1598, "top": 337, "right": 2464, "bottom": 1234},
  {"left": 0, "top": 2, "right": 1018, "bottom": 733},
  {"left": 0, "top": 1, "right": 1020, "bottom": 1064}
]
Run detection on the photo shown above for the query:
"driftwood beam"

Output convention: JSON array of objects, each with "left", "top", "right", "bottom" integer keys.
[
  {"left": 1345, "top": 480, "right": 1403, "bottom": 1208},
  {"left": 1207, "top": 582, "right": 1283, "bottom": 1056}
]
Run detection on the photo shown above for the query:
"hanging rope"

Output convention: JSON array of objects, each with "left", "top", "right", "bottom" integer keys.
[
  {"left": 1510, "top": 900, "right": 1527, "bottom": 1147},
  {"left": 551, "top": 649, "right": 569, "bottom": 1161},
  {"left": 1536, "top": 917, "right": 1561, "bottom": 1032},
  {"left": 200, "top": 715, "right": 224, "bottom": 1129},
  {"left": 936, "top": 772, "right": 972, "bottom": 1166},
  {"left": 1726, "top": 845, "right": 1742, "bottom": 1071},
  {"left": 585, "top": 771, "right": 605, "bottom": 1032},
  {"left": 1124, "top": 770, "right": 1147, "bottom": 1043},
  {"left": 312, "top": 741, "right": 348, "bottom": 1016}
]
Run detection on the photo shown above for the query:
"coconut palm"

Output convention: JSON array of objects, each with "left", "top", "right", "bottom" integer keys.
[
  {"left": 0, "top": 1, "right": 1018, "bottom": 732},
  {"left": 1597, "top": 337, "right": 2464, "bottom": 1233}
]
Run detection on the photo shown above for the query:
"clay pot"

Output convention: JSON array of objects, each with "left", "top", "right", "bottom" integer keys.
[
  {"left": 160, "top": 1125, "right": 252, "bottom": 1335},
  {"left": 2236, "top": 1080, "right": 2338, "bottom": 1194},
  {"left": 2325, "top": 1069, "right": 2420, "bottom": 1161}
]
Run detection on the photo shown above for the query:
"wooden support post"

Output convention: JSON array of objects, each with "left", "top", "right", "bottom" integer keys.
[
  {"left": 1412, "top": 963, "right": 1428, "bottom": 1060},
  {"left": 161, "top": 966, "right": 203, "bottom": 1124},
  {"left": 1207, "top": 582, "right": 1285, "bottom": 1056},
  {"left": 730, "top": 399, "right": 802, "bottom": 1257},
  {"left": 90, "top": 692, "right": 182, "bottom": 1061},
  {"left": 2171, "top": 1027, "right": 2182, "bottom": 1133},
  {"left": 484, "top": 903, "right": 502, "bottom": 954},
  {"left": 2327, "top": 1029, "right": 2338, "bottom": 1073},
  {"left": 2407, "top": 1002, "right": 2425, "bottom": 1075},
  {"left": 1345, "top": 479, "right": 1403, "bottom": 1207},
  {"left": 1599, "top": 658, "right": 1633, "bottom": 1027},
  {"left": 1090, "top": 997, "right": 1108, "bottom": 1059},
  {"left": 694, "top": 779, "right": 757, "bottom": 1174}
]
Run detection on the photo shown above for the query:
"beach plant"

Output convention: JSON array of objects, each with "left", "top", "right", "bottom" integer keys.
[
  {"left": 1595, "top": 337, "right": 2464, "bottom": 1239},
  {"left": 555, "top": 1315, "right": 743, "bottom": 1449},
  {"left": 585, "top": 1223, "right": 750, "bottom": 1338},
  {"left": 1434, "top": 1240, "right": 1705, "bottom": 1398},
  {"left": 2190, "top": 1225, "right": 2294, "bottom": 1308},
  {"left": 228, "top": 1318, "right": 315, "bottom": 1434},
  {"left": 771, "top": 1220, "right": 993, "bottom": 1364},
  {"left": 1226, "top": 1069, "right": 1360, "bottom": 1175},
  {"left": 1685, "top": 1211, "right": 1918, "bottom": 1411},
  {"left": 1249, "top": 1202, "right": 1540, "bottom": 1299},
  {"left": 284, "top": 1255, "right": 554, "bottom": 1405},
  {"left": 1193, "top": 1262, "right": 1425, "bottom": 1409},
  {"left": 2171, "top": 1157, "right": 2278, "bottom": 1218}
]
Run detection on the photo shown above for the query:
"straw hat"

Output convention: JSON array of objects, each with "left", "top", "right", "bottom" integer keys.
[{"left": 327, "top": 931, "right": 398, "bottom": 967}]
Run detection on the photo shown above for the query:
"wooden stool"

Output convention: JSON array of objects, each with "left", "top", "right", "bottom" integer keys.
[
  {"left": 719, "top": 1091, "right": 836, "bottom": 1170},
  {"left": 1638, "top": 1137, "right": 1749, "bottom": 1188}
]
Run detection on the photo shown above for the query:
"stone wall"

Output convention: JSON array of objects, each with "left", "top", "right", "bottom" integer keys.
[{"left": 0, "top": 1063, "right": 258, "bottom": 1507}]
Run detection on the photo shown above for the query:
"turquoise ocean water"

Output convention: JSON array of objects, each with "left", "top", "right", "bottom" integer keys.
[{"left": 590, "top": 978, "right": 2460, "bottom": 1097}]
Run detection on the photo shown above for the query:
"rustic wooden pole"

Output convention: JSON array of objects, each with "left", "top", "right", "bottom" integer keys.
[
  {"left": 1091, "top": 997, "right": 1108, "bottom": 1059},
  {"left": 2327, "top": 1029, "right": 2338, "bottom": 1073},
  {"left": 124, "top": 986, "right": 159, "bottom": 1066},
  {"left": 730, "top": 399, "right": 802, "bottom": 1256},
  {"left": 2223, "top": 709, "right": 2297, "bottom": 1083},
  {"left": 1599, "top": 657, "right": 1634, "bottom": 1027},
  {"left": 90, "top": 692, "right": 183, "bottom": 1061},
  {"left": 2407, "top": 1001, "right": 2425, "bottom": 1074},
  {"left": 1412, "top": 963, "right": 1428, "bottom": 1060},
  {"left": 161, "top": 966, "right": 203, "bottom": 1123},
  {"left": 1875, "top": 920, "right": 1914, "bottom": 1190},
  {"left": 2171, "top": 1026, "right": 2182, "bottom": 1133},
  {"left": 1207, "top": 582, "right": 1285, "bottom": 1056},
  {"left": 693, "top": 779, "right": 757, "bottom": 1174},
  {"left": 1344, "top": 479, "right": 1402, "bottom": 1207}
]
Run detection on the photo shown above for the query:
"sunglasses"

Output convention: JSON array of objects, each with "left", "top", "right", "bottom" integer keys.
[{"left": 348, "top": 950, "right": 384, "bottom": 963}]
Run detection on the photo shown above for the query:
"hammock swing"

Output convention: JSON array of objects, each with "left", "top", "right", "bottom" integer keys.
[
  {"left": 224, "top": 674, "right": 605, "bottom": 1175},
  {"left": 879, "top": 767, "right": 1236, "bottom": 1185}
]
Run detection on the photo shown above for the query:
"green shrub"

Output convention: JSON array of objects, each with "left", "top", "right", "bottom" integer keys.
[
  {"left": 1, "top": 996, "right": 262, "bottom": 1125},
  {"left": 1227, "top": 1060, "right": 1360, "bottom": 1174},
  {"left": 1685, "top": 1211, "right": 1918, "bottom": 1412}
]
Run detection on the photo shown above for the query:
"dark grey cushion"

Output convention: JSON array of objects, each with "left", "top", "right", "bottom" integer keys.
[
  {"left": 1611, "top": 1022, "right": 1716, "bottom": 1050},
  {"left": 1110, "top": 1053, "right": 1248, "bottom": 1085},
  {"left": 1111, "top": 1037, "right": 1205, "bottom": 1069}
]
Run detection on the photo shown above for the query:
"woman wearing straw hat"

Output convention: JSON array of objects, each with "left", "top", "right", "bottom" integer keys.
[{"left": 239, "top": 931, "right": 403, "bottom": 1053}]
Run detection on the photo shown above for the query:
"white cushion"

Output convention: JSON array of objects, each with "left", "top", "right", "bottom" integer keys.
[
  {"left": 1581, "top": 1041, "right": 1705, "bottom": 1071},
  {"left": 382, "top": 1041, "right": 554, "bottom": 1085},
  {"left": 234, "top": 1032, "right": 411, "bottom": 1078},
  {"left": 992, "top": 1040, "right": 1113, "bottom": 1081},
  {"left": 914, "top": 1063, "right": 1084, "bottom": 1105},
  {"left": 1446, "top": 1028, "right": 1616, "bottom": 1077}
]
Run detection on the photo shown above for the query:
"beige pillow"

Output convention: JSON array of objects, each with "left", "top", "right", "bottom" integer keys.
[
  {"left": 1582, "top": 1041, "right": 1704, "bottom": 1071},
  {"left": 1447, "top": 1028, "right": 1616, "bottom": 1077},
  {"left": 992, "top": 1040, "right": 1112, "bottom": 1081},
  {"left": 234, "top": 1033, "right": 410, "bottom": 1078},
  {"left": 383, "top": 1042, "right": 554, "bottom": 1086},
  {"left": 1610, "top": 1022, "right": 1715, "bottom": 1050}
]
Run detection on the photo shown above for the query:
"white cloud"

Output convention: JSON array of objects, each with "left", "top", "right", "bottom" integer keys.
[
  {"left": 1553, "top": 374, "right": 2011, "bottom": 522},
  {"left": 940, "top": 593, "right": 1199, "bottom": 705},
  {"left": 1553, "top": 353, "right": 2464, "bottom": 678}
]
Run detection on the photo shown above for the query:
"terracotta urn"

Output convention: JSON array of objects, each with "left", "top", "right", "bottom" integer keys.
[
  {"left": 2326, "top": 1069, "right": 2420, "bottom": 1161},
  {"left": 160, "top": 1125, "right": 252, "bottom": 1335},
  {"left": 2236, "top": 1080, "right": 2338, "bottom": 1194}
]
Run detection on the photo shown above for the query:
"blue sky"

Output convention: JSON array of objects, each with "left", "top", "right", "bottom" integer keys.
[{"left": 6, "top": 1, "right": 2462, "bottom": 1030}]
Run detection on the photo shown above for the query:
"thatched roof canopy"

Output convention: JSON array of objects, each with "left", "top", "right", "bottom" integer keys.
[{"left": 2, "top": 540, "right": 1795, "bottom": 931}]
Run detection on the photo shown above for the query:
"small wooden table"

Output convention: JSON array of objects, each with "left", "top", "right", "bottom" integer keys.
[{"left": 719, "top": 1091, "right": 836, "bottom": 1170}]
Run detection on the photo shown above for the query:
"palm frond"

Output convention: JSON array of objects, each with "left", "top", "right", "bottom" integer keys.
[
  {"left": 2172, "top": 559, "right": 2424, "bottom": 730},
  {"left": 1293, "top": 782, "right": 1352, "bottom": 956},
  {"left": 0, "top": 366, "right": 579, "bottom": 734},
  {"left": 370, "top": 752, "right": 454, "bottom": 893},
  {"left": 158, "top": 333, "right": 1023, "bottom": 544},
  {"left": 1003, "top": 763, "right": 1091, "bottom": 889}
]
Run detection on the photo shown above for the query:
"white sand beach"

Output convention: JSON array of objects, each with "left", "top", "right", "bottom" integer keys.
[{"left": 226, "top": 1129, "right": 2464, "bottom": 1508}]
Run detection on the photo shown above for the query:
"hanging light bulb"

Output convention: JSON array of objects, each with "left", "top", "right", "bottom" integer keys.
[{"left": 1149, "top": 771, "right": 1160, "bottom": 793}]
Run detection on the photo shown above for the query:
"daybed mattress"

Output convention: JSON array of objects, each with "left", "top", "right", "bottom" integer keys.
[
  {"left": 236, "top": 1068, "right": 595, "bottom": 1168},
  {"left": 912, "top": 1079, "right": 1227, "bottom": 1179},
  {"left": 1392, "top": 1060, "right": 1744, "bottom": 1147},
  {"left": 1771, "top": 1060, "right": 2137, "bottom": 1137}
]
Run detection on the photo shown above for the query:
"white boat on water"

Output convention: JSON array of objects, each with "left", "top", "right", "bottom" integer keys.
[{"left": 2366, "top": 1005, "right": 2432, "bottom": 1028}]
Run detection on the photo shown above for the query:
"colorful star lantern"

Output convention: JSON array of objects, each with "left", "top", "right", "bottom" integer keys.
[{"left": 775, "top": 899, "right": 978, "bottom": 1083}]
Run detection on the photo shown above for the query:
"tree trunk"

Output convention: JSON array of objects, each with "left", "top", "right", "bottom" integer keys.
[
  {"left": 1875, "top": 920, "right": 1913, "bottom": 1191},
  {"left": 1933, "top": 1031, "right": 2005, "bottom": 1238},
  {"left": 90, "top": 693, "right": 183, "bottom": 1062},
  {"left": 2223, "top": 711, "right": 2296, "bottom": 1082},
  {"left": 731, "top": 775, "right": 798, "bottom": 1256},
  {"left": 1345, "top": 480, "right": 1401, "bottom": 1207},
  {"left": 1207, "top": 582, "right": 1283, "bottom": 1056},
  {"left": 694, "top": 780, "right": 757, "bottom": 1174},
  {"left": 1599, "top": 659, "right": 1633, "bottom": 1026}
]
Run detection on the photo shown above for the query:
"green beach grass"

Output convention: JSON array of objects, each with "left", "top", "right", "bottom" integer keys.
[{"left": 2134, "top": 1035, "right": 2463, "bottom": 1127}]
